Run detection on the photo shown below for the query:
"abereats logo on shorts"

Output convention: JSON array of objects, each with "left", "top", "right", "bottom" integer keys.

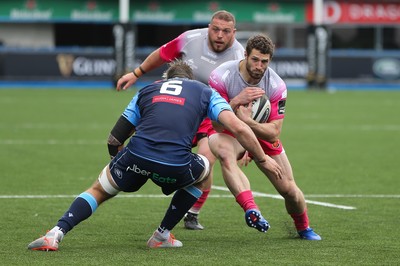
[{"left": 127, "top": 164, "right": 177, "bottom": 184}]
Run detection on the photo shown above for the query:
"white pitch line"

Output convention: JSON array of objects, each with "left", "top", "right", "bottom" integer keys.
[
  {"left": 211, "top": 185, "right": 357, "bottom": 210},
  {"left": 0, "top": 193, "right": 398, "bottom": 201},
  {"left": 298, "top": 194, "right": 400, "bottom": 198},
  {"left": 2, "top": 189, "right": 399, "bottom": 211}
]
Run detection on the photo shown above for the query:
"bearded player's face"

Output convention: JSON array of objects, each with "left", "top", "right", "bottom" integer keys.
[
  {"left": 208, "top": 18, "right": 236, "bottom": 53},
  {"left": 245, "top": 49, "right": 271, "bottom": 80}
]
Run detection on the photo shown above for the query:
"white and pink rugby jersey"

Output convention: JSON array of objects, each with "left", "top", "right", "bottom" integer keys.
[
  {"left": 209, "top": 59, "right": 287, "bottom": 122},
  {"left": 159, "top": 28, "right": 245, "bottom": 84}
]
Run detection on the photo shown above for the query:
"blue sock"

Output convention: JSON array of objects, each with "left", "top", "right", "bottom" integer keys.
[
  {"left": 57, "top": 192, "right": 98, "bottom": 234},
  {"left": 159, "top": 185, "right": 202, "bottom": 231}
]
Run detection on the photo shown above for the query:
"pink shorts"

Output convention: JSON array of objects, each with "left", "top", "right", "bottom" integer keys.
[
  {"left": 192, "top": 118, "right": 215, "bottom": 147},
  {"left": 252, "top": 139, "right": 283, "bottom": 156}
]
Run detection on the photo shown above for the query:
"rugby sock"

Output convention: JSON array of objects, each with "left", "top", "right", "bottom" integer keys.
[
  {"left": 159, "top": 185, "right": 202, "bottom": 231},
  {"left": 56, "top": 192, "right": 98, "bottom": 234},
  {"left": 290, "top": 209, "right": 309, "bottom": 231},
  {"left": 188, "top": 189, "right": 210, "bottom": 214},
  {"left": 156, "top": 226, "right": 170, "bottom": 240},
  {"left": 235, "top": 190, "right": 259, "bottom": 211}
]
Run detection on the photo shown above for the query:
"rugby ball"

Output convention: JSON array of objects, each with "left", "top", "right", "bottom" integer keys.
[{"left": 251, "top": 94, "right": 271, "bottom": 123}]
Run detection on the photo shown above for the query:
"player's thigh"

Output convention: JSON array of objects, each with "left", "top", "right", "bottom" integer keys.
[
  {"left": 109, "top": 148, "right": 149, "bottom": 192},
  {"left": 209, "top": 133, "right": 243, "bottom": 161},
  {"left": 160, "top": 153, "right": 209, "bottom": 195},
  {"left": 197, "top": 137, "right": 216, "bottom": 164}
]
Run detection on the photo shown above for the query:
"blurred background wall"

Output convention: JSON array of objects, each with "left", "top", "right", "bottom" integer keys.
[{"left": 0, "top": 0, "right": 399, "bottom": 89}]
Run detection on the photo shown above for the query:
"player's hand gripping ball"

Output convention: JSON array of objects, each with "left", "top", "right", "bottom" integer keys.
[{"left": 251, "top": 94, "right": 271, "bottom": 123}]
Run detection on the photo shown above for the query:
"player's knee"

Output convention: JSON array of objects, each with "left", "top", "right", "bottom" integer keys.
[
  {"left": 196, "top": 154, "right": 210, "bottom": 184},
  {"left": 98, "top": 166, "right": 120, "bottom": 196},
  {"left": 279, "top": 185, "right": 302, "bottom": 201},
  {"left": 184, "top": 185, "right": 202, "bottom": 199}
]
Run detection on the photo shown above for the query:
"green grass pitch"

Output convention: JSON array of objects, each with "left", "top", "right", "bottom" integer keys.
[{"left": 0, "top": 88, "right": 399, "bottom": 265}]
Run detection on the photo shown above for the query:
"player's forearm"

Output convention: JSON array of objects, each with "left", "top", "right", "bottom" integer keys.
[
  {"left": 247, "top": 120, "right": 281, "bottom": 143},
  {"left": 233, "top": 124, "right": 266, "bottom": 163},
  {"left": 107, "top": 116, "right": 135, "bottom": 159},
  {"left": 219, "top": 111, "right": 266, "bottom": 162},
  {"left": 137, "top": 48, "right": 167, "bottom": 76}
]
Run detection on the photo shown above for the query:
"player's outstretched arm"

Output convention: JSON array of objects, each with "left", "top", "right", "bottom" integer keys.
[
  {"left": 116, "top": 48, "right": 166, "bottom": 91},
  {"left": 116, "top": 72, "right": 137, "bottom": 91}
]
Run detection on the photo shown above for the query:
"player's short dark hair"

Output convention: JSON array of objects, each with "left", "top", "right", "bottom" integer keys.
[
  {"left": 163, "top": 60, "right": 194, "bottom": 80},
  {"left": 246, "top": 34, "right": 275, "bottom": 58},
  {"left": 211, "top": 10, "right": 236, "bottom": 26}
]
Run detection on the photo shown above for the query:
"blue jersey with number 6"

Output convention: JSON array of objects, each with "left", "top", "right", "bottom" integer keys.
[{"left": 122, "top": 78, "right": 232, "bottom": 165}]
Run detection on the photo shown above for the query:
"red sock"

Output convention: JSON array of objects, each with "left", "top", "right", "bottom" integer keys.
[
  {"left": 235, "top": 190, "right": 259, "bottom": 212},
  {"left": 290, "top": 209, "right": 309, "bottom": 231},
  {"left": 190, "top": 189, "right": 210, "bottom": 213}
]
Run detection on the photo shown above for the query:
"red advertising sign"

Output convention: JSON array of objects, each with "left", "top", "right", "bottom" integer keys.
[{"left": 306, "top": 1, "right": 400, "bottom": 24}]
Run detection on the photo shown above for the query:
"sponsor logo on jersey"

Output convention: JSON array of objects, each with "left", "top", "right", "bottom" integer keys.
[
  {"left": 200, "top": 55, "right": 217, "bottom": 65},
  {"left": 278, "top": 100, "right": 286, "bottom": 115},
  {"left": 152, "top": 95, "right": 185, "bottom": 106},
  {"left": 127, "top": 164, "right": 177, "bottom": 184}
]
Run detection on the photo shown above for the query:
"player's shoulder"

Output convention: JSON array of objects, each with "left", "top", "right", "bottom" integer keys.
[
  {"left": 209, "top": 60, "right": 240, "bottom": 88},
  {"left": 214, "top": 59, "right": 240, "bottom": 74},
  {"left": 265, "top": 67, "right": 287, "bottom": 95},
  {"left": 232, "top": 39, "right": 245, "bottom": 51},
  {"left": 267, "top": 67, "right": 285, "bottom": 83},
  {"left": 182, "top": 28, "right": 208, "bottom": 39}
]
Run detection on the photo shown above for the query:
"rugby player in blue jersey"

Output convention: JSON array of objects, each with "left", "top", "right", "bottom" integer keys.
[
  {"left": 28, "top": 60, "right": 282, "bottom": 251},
  {"left": 116, "top": 10, "right": 245, "bottom": 230}
]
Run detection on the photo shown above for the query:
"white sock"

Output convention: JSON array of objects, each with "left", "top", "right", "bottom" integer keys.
[
  {"left": 49, "top": 226, "right": 64, "bottom": 241},
  {"left": 188, "top": 209, "right": 199, "bottom": 215},
  {"left": 156, "top": 227, "right": 170, "bottom": 240}
]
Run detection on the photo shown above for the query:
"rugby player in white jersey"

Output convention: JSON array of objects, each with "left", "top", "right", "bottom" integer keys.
[{"left": 207, "top": 34, "right": 321, "bottom": 240}]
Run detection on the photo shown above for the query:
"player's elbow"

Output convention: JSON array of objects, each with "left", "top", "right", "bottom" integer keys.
[{"left": 107, "top": 134, "right": 122, "bottom": 159}]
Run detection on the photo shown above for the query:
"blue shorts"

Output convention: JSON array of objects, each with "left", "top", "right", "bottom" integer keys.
[{"left": 109, "top": 146, "right": 207, "bottom": 195}]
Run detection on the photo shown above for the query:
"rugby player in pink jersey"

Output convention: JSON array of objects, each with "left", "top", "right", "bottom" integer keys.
[
  {"left": 115, "top": 10, "right": 246, "bottom": 230},
  {"left": 207, "top": 34, "right": 321, "bottom": 240}
]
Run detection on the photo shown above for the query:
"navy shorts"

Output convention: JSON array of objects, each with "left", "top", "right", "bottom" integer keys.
[{"left": 109, "top": 146, "right": 207, "bottom": 195}]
